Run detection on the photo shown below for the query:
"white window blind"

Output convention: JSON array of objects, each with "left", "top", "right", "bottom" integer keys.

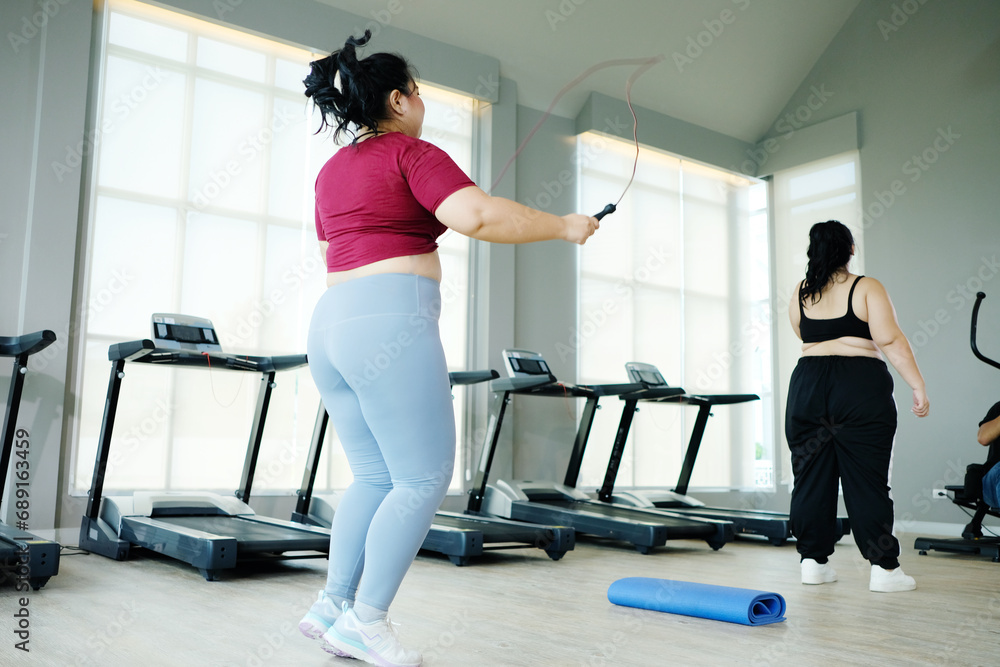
[
  {"left": 576, "top": 132, "right": 771, "bottom": 492},
  {"left": 72, "top": 0, "right": 476, "bottom": 496}
]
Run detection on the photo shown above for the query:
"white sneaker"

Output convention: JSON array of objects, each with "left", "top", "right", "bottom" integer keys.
[
  {"left": 299, "top": 591, "right": 353, "bottom": 658},
  {"left": 801, "top": 558, "right": 838, "bottom": 584},
  {"left": 870, "top": 565, "right": 916, "bottom": 592},
  {"left": 324, "top": 603, "right": 422, "bottom": 667}
]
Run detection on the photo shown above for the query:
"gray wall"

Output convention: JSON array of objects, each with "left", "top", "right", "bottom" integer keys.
[{"left": 753, "top": 0, "right": 1000, "bottom": 530}]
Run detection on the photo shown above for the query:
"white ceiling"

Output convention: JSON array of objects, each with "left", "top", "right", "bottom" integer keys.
[{"left": 312, "top": 0, "right": 861, "bottom": 143}]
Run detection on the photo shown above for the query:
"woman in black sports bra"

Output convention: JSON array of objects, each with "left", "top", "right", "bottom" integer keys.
[{"left": 786, "top": 220, "right": 929, "bottom": 593}]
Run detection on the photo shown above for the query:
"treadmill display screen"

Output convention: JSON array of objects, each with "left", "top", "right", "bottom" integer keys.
[
  {"left": 159, "top": 323, "right": 216, "bottom": 345},
  {"left": 637, "top": 370, "right": 664, "bottom": 386},
  {"left": 513, "top": 358, "right": 547, "bottom": 375}
]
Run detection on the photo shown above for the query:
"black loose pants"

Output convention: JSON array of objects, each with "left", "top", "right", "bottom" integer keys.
[{"left": 785, "top": 356, "right": 900, "bottom": 569}]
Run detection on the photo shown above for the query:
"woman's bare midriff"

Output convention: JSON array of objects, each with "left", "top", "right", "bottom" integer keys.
[
  {"left": 325, "top": 250, "right": 442, "bottom": 287},
  {"left": 802, "top": 336, "right": 882, "bottom": 359}
]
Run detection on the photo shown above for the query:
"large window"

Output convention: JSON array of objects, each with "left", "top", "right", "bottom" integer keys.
[
  {"left": 72, "top": 0, "right": 476, "bottom": 496},
  {"left": 576, "top": 132, "right": 771, "bottom": 492}
]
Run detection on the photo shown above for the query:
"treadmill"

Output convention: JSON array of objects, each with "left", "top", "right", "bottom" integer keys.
[
  {"left": 79, "top": 314, "right": 330, "bottom": 580},
  {"left": 292, "top": 370, "right": 576, "bottom": 565},
  {"left": 604, "top": 361, "right": 849, "bottom": 545},
  {"left": 1, "top": 330, "right": 60, "bottom": 590},
  {"left": 474, "top": 350, "right": 734, "bottom": 554}
]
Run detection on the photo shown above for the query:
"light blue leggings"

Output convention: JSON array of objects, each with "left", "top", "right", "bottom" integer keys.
[{"left": 307, "top": 273, "right": 455, "bottom": 612}]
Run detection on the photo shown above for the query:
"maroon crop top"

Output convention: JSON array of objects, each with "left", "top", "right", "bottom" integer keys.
[
  {"left": 314, "top": 132, "right": 476, "bottom": 272},
  {"left": 799, "top": 275, "right": 873, "bottom": 343}
]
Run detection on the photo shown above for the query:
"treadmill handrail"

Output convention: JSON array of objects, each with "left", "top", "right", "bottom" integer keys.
[
  {"left": 0, "top": 330, "right": 57, "bottom": 358},
  {"left": 585, "top": 382, "right": 646, "bottom": 397},
  {"left": 450, "top": 369, "right": 500, "bottom": 386},
  {"left": 652, "top": 393, "right": 761, "bottom": 406},
  {"left": 490, "top": 375, "right": 561, "bottom": 393},
  {"left": 620, "top": 386, "right": 686, "bottom": 401},
  {"left": 107, "top": 338, "right": 307, "bottom": 373}
]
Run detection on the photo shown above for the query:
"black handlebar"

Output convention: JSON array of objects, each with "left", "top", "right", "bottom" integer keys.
[
  {"left": 594, "top": 203, "right": 616, "bottom": 221},
  {"left": 971, "top": 292, "right": 1000, "bottom": 371},
  {"left": 0, "top": 329, "right": 57, "bottom": 358}
]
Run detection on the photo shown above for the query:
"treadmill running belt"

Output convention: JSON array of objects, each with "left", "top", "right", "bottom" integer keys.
[
  {"left": 433, "top": 514, "right": 551, "bottom": 541},
  {"left": 534, "top": 499, "right": 720, "bottom": 537},
  {"left": 150, "top": 516, "right": 327, "bottom": 550}
]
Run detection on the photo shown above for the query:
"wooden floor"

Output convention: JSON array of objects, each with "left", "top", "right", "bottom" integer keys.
[{"left": 2, "top": 529, "right": 997, "bottom": 666}]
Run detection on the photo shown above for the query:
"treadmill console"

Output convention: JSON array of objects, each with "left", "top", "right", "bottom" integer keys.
[
  {"left": 502, "top": 349, "right": 556, "bottom": 381},
  {"left": 151, "top": 313, "right": 222, "bottom": 352},
  {"left": 625, "top": 362, "right": 669, "bottom": 387}
]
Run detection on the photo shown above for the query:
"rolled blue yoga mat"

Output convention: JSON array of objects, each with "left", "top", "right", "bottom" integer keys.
[{"left": 607, "top": 577, "right": 786, "bottom": 626}]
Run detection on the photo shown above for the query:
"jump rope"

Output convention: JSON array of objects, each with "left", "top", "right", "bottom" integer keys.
[
  {"left": 489, "top": 55, "right": 669, "bottom": 420},
  {"left": 488, "top": 55, "right": 666, "bottom": 221}
]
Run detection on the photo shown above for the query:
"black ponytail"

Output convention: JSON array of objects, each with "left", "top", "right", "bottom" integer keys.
[
  {"left": 799, "top": 220, "right": 855, "bottom": 305},
  {"left": 303, "top": 30, "right": 417, "bottom": 144}
]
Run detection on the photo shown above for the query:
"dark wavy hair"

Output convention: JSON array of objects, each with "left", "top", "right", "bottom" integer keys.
[
  {"left": 799, "top": 220, "right": 855, "bottom": 305},
  {"left": 303, "top": 30, "right": 417, "bottom": 144}
]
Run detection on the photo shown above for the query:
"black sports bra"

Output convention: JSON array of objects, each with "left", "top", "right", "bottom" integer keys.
[{"left": 799, "top": 275, "right": 873, "bottom": 344}]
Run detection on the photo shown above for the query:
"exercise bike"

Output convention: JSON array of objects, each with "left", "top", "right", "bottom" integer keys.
[{"left": 914, "top": 292, "right": 1000, "bottom": 562}]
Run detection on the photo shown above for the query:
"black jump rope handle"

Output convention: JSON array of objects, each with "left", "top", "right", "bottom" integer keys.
[{"left": 594, "top": 203, "right": 616, "bottom": 221}]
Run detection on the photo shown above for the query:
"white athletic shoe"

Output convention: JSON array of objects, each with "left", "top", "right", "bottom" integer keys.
[
  {"left": 801, "top": 558, "right": 838, "bottom": 584},
  {"left": 299, "top": 591, "right": 353, "bottom": 658},
  {"left": 870, "top": 565, "right": 916, "bottom": 592},
  {"left": 324, "top": 603, "right": 422, "bottom": 667}
]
